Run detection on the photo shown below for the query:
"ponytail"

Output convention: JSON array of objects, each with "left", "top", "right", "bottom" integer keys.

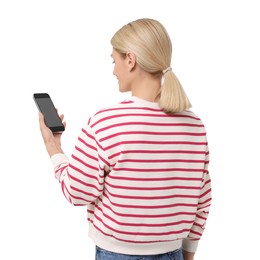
[{"left": 158, "top": 69, "right": 192, "bottom": 113}]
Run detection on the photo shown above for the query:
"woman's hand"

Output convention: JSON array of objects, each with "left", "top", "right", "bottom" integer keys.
[
  {"left": 183, "top": 250, "right": 195, "bottom": 260},
  {"left": 39, "top": 112, "right": 66, "bottom": 157}
]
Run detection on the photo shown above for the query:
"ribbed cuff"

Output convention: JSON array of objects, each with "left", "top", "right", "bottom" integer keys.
[
  {"left": 182, "top": 238, "right": 199, "bottom": 252},
  {"left": 51, "top": 153, "right": 69, "bottom": 167}
]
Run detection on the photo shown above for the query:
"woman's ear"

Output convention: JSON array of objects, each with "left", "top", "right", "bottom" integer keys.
[{"left": 126, "top": 52, "right": 136, "bottom": 72}]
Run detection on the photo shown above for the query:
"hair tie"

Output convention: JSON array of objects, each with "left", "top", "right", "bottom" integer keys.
[{"left": 162, "top": 67, "right": 172, "bottom": 75}]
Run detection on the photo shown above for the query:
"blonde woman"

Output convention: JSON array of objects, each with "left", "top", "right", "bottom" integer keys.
[{"left": 39, "top": 18, "right": 211, "bottom": 260}]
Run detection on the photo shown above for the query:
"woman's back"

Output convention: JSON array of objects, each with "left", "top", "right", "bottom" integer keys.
[{"left": 63, "top": 96, "right": 211, "bottom": 254}]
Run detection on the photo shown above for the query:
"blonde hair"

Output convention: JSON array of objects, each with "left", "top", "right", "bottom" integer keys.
[{"left": 111, "top": 18, "right": 191, "bottom": 113}]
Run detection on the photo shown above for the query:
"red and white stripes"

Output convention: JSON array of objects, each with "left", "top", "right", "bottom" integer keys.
[{"left": 51, "top": 96, "right": 211, "bottom": 254}]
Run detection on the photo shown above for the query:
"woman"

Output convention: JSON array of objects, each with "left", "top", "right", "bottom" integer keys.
[{"left": 39, "top": 18, "right": 211, "bottom": 260}]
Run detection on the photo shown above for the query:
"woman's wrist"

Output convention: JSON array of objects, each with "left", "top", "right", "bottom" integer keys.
[
  {"left": 45, "top": 141, "right": 63, "bottom": 157},
  {"left": 183, "top": 250, "right": 195, "bottom": 260}
]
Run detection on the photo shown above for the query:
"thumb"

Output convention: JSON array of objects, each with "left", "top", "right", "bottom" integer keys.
[{"left": 39, "top": 112, "right": 47, "bottom": 129}]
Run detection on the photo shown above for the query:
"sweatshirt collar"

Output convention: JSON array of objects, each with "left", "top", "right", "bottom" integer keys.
[{"left": 130, "top": 96, "right": 160, "bottom": 109}]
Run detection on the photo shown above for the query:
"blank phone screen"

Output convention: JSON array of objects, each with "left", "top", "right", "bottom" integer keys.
[
  {"left": 34, "top": 95, "right": 64, "bottom": 132},
  {"left": 37, "top": 98, "right": 61, "bottom": 127}
]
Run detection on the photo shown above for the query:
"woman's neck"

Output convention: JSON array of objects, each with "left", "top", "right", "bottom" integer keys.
[{"left": 131, "top": 74, "right": 161, "bottom": 102}]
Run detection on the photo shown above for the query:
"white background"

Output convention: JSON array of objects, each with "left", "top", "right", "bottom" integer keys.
[{"left": 1, "top": 0, "right": 259, "bottom": 259}]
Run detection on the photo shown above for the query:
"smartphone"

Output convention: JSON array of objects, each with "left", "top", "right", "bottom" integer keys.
[{"left": 33, "top": 93, "right": 65, "bottom": 132}]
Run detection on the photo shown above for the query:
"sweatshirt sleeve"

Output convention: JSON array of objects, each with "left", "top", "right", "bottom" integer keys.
[
  {"left": 51, "top": 122, "right": 110, "bottom": 206},
  {"left": 182, "top": 146, "right": 212, "bottom": 252}
]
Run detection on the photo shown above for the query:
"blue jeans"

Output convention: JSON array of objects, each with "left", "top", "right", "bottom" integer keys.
[{"left": 95, "top": 246, "right": 184, "bottom": 260}]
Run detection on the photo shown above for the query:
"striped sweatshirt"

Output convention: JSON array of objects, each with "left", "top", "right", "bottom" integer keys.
[{"left": 51, "top": 96, "right": 211, "bottom": 255}]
